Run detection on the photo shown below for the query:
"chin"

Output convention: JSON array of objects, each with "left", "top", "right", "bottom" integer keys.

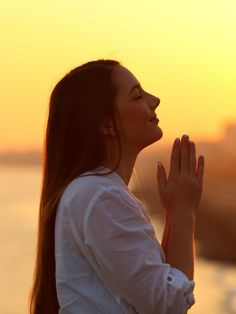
[
  {"left": 150, "top": 126, "right": 163, "bottom": 143},
  {"left": 152, "top": 126, "right": 163, "bottom": 141},
  {"left": 139, "top": 129, "right": 163, "bottom": 151}
]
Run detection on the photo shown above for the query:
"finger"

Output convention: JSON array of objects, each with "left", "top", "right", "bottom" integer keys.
[
  {"left": 180, "top": 134, "right": 189, "bottom": 174},
  {"left": 169, "top": 138, "right": 180, "bottom": 179},
  {"left": 197, "top": 155, "right": 205, "bottom": 187},
  {"left": 189, "top": 141, "right": 196, "bottom": 175},
  {"left": 157, "top": 162, "right": 167, "bottom": 195}
]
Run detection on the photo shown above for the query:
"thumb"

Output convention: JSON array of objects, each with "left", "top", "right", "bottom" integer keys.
[
  {"left": 196, "top": 155, "right": 204, "bottom": 187},
  {"left": 157, "top": 162, "right": 167, "bottom": 194}
]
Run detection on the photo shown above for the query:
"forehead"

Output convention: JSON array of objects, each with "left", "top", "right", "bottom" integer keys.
[{"left": 112, "top": 65, "right": 140, "bottom": 94}]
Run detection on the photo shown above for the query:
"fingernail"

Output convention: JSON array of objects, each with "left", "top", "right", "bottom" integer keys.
[{"left": 182, "top": 135, "right": 189, "bottom": 141}]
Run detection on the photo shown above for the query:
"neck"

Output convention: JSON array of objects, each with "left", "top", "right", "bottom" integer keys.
[
  {"left": 101, "top": 146, "right": 139, "bottom": 186},
  {"left": 113, "top": 155, "right": 137, "bottom": 185}
]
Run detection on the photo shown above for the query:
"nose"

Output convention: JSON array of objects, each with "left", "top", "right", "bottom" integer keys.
[
  {"left": 151, "top": 96, "right": 160, "bottom": 110},
  {"left": 145, "top": 91, "right": 160, "bottom": 110}
]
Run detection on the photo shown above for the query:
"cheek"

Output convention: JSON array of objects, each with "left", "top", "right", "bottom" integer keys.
[
  {"left": 121, "top": 105, "right": 150, "bottom": 125},
  {"left": 118, "top": 107, "right": 150, "bottom": 138}
]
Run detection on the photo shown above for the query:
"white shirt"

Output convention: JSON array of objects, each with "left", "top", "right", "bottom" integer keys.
[{"left": 55, "top": 167, "right": 195, "bottom": 314}]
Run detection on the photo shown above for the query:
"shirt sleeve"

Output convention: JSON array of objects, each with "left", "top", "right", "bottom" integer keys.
[{"left": 71, "top": 187, "right": 195, "bottom": 314}]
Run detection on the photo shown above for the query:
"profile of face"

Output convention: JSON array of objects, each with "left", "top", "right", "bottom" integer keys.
[{"left": 102, "top": 65, "right": 163, "bottom": 153}]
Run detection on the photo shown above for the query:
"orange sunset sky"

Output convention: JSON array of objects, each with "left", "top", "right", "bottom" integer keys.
[{"left": 0, "top": 0, "right": 236, "bottom": 152}]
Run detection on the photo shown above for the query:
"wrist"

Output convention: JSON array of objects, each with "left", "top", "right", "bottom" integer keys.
[
  {"left": 166, "top": 205, "right": 196, "bottom": 219},
  {"left": 169, "top": 211, "right": 196, "bottom": 226}
]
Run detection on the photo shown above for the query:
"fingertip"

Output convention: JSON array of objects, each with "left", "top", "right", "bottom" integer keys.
[
  {"left": 157, "top": 165, "right": 166, "bottom": 189},
  {"left": 189, "top": 141, "right": 196, "bottom": 150},
  {"left": 199, "top": 155, "right": 205, "bottom": 164},
  {"left": 182, "top": 134, "right": 189, "bottom": 140},
  {"left": 173, "top": 137, "right": 180, "bottom": 149},
  {"left": 157, "top": 161, "right": 166, "bottom": 174},
  {"left": 197, "top": 155, "right": 205, "bottom": 178},
  {"left": 157, "top": 163, "right": 162, "bottom": 177}
]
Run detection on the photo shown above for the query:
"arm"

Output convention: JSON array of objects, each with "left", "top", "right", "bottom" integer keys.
[
  {"left": 161, "top": 211, "right": 170, "bottom": 257},
  {"left": 165, "top": 212, "right": 195, "bottom": 280},
  {"left": 161, "top": 211, "right": 195, "bottom": 280},
  {"left": 73, "top": 187, "right": 196, "bottom": 314},
  {"left": 157, "top": 135, "right": 204, "bottom": 281}
]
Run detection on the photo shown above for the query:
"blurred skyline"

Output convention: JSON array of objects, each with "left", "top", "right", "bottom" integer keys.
[
  {"left": 1, "top": 0, "right": 236, "bottom": 150},
  {"left": 0, "top": 120, "right": 235, "bottom": 159}
]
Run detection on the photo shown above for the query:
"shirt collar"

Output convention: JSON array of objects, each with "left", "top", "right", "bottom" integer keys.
[{"left": 82, "top": 166, "right": 128, "bottom": 189}]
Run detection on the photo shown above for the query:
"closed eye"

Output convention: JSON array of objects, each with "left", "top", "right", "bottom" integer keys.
[{"left": 135, "top": 95, "right": 143, "bottom": 100}]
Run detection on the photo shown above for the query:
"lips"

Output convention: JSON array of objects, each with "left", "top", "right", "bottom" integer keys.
[{"left": 149, "top": 115, "right": 158, "bottom": 122}]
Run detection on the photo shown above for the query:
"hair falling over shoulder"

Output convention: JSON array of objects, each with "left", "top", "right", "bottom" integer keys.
[{"left": 28, "top": 59, "right": 122, "bottom": 313}]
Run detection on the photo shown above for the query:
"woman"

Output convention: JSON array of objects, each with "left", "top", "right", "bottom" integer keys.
[{"left": 29, "top": 59, "right": 204, "bottom": 313}]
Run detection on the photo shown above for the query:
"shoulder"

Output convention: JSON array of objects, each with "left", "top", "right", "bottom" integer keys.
[
  {"left": 60, "top": 174, "right": 114, "bottom": 205},
  {"left": 59, "top": 173, "right": 139, "bottom": 215}
]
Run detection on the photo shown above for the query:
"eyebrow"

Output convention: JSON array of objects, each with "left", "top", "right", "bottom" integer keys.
[{"left": 129, "top": 83, "right": 142, "bottom": 95}]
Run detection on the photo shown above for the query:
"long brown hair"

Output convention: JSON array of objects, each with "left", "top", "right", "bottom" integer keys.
[{"left": 29, "top": 59, "right": 122, "bottom": 313}]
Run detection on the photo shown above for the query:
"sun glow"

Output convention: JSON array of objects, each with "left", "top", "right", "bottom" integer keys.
[{"left": 1, "top": 0, "right": 236, "bottom": 151}]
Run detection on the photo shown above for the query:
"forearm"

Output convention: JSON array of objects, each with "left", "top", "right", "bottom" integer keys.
[
  {"left": 164, "top": 212, "right": 196, "bottom": 280},
  {"left": 161, "top": 211, "right": 171, "bottom": 256}
]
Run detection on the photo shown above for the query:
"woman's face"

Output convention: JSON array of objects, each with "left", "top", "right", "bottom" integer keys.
[{"left": 112, "top": 65, "right": 163, "bottom": 152}]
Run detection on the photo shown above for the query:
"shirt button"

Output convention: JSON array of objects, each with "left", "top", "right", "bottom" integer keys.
[{"left": 167, "top": 276, "right": 172, "bottom": 281}]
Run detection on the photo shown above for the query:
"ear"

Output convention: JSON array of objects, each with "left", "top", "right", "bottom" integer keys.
[{"left": 100, "top": 119, "right": 116, "bottom": 136}]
